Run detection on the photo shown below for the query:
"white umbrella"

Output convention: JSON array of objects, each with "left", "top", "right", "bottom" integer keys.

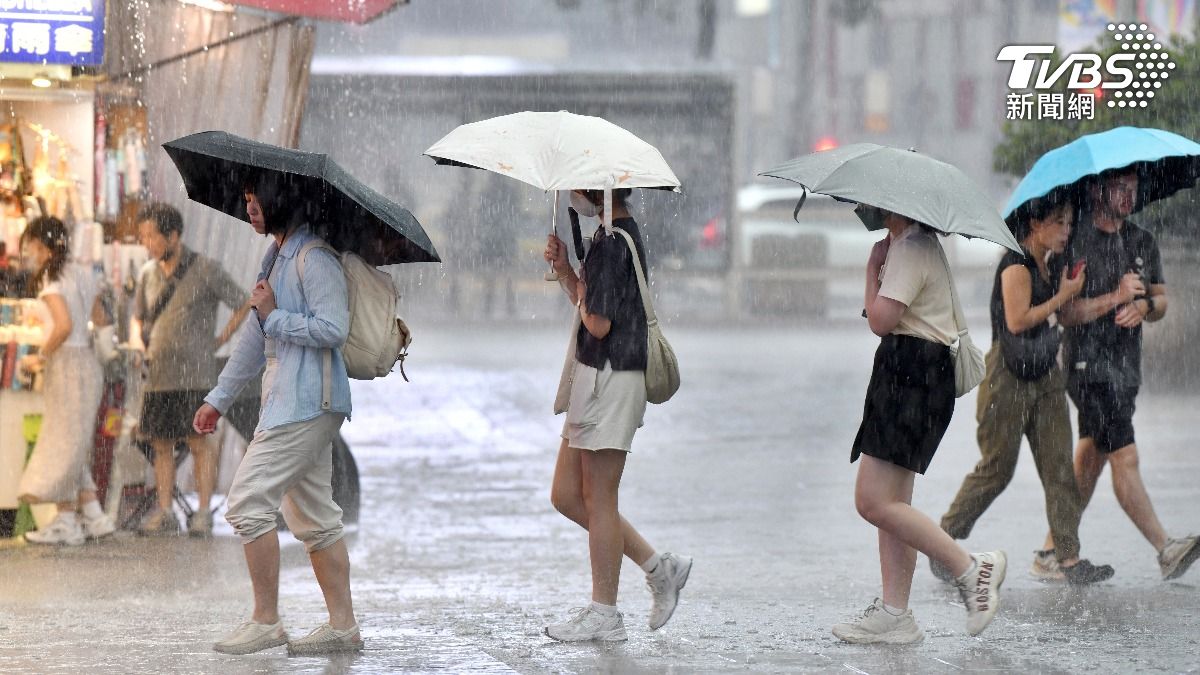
[{"left": 425, "top": 111, "right": 681, "bottom": 278}]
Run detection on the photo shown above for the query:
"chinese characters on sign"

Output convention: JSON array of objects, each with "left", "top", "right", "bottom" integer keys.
[
  {"left": 1005, "top": 93, "right": 1096, "bottom": 121},
  {"left": 0, "top": 0, "right": 104, "bottom": 67}
]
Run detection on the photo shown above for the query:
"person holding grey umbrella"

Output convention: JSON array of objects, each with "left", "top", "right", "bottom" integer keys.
[
  {"left": 761, "top": 144, "right": 1015, "bottom": 644},
  {"left": 541, "top": 188, "right": 692, "bottom": 643}
]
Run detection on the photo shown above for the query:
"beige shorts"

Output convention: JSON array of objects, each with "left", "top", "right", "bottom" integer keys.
[{"left": 561, "top": 361, "right": 647, "bottom": 452}]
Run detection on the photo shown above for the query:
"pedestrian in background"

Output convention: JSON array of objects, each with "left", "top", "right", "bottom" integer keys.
[
  {"left": 17, "top": 217, "right": 116, "bottom": 546},
  {"left": 1048, "top": 169, "right": 1198, "bottom": 581},
  {"left": 933, "top": 191, "right": 1114, "bottom": 585},
  {"left": 130, "top": 203, "right": 250, "bottom": 537}
]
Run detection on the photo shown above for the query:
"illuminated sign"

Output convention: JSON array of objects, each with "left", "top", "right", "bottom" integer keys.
[{"left": 0, "top": 0, "right": 104, "bottom": 67}]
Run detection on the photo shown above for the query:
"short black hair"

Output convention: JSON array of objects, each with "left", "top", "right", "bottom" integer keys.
[
  {"left": 1007, "top": 187, "right": 1074, "bottom": 241},
  {"left": 136, "top": 203, "right": 184, "bottom": 238}
]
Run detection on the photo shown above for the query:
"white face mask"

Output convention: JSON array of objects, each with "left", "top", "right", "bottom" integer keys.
[{"left": 570, "top": 191, "right": 600, "bottom": 218}]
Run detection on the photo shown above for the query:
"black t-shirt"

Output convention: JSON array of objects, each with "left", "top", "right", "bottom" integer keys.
[
  {"left": 1052, "top": 219, "right": 1164, "bottom": 387},
  {"left": 991, "top": 248, "right": 1063, "bottom": 380},
  {"left": 991, "top": 249, "right": 1059, "bottom": 343},
  {"left": 576, "top": 217, "right": 649, "bottom": 371}
]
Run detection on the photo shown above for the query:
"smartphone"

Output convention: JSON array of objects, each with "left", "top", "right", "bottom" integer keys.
[{"left": 1069, "top": 260, "right": 1086, "bottom": 279}]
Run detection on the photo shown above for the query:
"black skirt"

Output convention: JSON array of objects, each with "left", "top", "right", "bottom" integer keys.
[
  {"left": 851, "top": 334, "right": 955, "bottom": 475},
  {"left": 141, "top": 390, "right": 209, "bottom": 440}
]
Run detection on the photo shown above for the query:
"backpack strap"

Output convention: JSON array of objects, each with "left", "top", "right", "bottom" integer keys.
[{"left": 297, "top": 239, "right": 337, "bottom": 410}]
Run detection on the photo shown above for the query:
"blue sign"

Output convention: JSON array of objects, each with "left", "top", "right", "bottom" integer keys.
[{"left": 0, "top": 0, "right": 105, "bottom": 67}]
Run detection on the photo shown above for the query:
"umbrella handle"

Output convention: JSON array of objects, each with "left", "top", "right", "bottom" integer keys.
[{"left": 545, "top": 190, "right": 561, "bottom": 282}]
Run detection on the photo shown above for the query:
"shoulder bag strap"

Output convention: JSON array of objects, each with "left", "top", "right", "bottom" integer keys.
[
  {"left": 932, "top": 239, "right": 968, "bottom": 340},
  {"left": 296, "top": 239, "right": 336, "bottom": 410},
  {"left": 610, "top": 227, "right": 657, "bottom": 326}
]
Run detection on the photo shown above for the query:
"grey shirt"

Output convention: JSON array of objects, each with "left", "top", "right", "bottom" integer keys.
[{"left": 135, "top": 248, "right": 248, "bottom": 392}]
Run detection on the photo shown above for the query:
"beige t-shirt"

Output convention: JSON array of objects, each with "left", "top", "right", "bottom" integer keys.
[{"left": 877, "top": 226, "right": 958, "bottom": 346}]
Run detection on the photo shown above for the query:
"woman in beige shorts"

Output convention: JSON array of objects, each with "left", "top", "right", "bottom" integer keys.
[{"left": 540, "top": 188, "right": 691, "bottom": 643}]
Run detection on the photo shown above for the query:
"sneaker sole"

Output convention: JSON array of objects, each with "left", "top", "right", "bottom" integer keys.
[
  {"left": 1029, "top": 564, "right": 1066, "bottom": 584},
  {"left": 833, "top": 626, "right": 925, "bottom": 645},
  {"left": 1164, "top": 540, "right": 1200, "bottom": 581},
  {"left": 544, "top": 627, "right": 628, "bottom": 643},
  {"left": 649, "top": 557, "right": 693, "bottom": 631},
  {"left": 213, "top": 634, "right": 289, "bottom": 655},
  {"left": 24, "top": 534, "right": 85, "bottom": 546},
  {"left": 287, "top": 640, "right": 364, "bottom": 656}
]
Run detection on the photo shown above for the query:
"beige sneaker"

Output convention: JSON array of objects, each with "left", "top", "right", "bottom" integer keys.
[
  {"left": 287, "top": 623, "right": 364, "bottom": 656},
  {"left": 1030, "top": 549, "right": 1065, "bottom": 583},
  {"left": 832, "top": 598, "right": 924, "bottom": 645},
  {"left": 1159, "top": 536, "right": 1200, "bottom": 581},
  {"left": 213, "top": 620, "right": 288, "bottom": 655}
]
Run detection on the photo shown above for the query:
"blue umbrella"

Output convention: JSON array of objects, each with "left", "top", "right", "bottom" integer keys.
[{"left": 1002, "top": 126, "right": 1200, "bottom": 219}]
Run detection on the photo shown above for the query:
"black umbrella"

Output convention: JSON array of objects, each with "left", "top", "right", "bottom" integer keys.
[{"left": 163, "top": 131, "right": 440, "bottom": 266}]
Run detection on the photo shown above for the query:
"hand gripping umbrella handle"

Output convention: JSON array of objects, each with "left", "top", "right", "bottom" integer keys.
[{"left": 544, "top": 190, "right": 562, "bottom": 282}]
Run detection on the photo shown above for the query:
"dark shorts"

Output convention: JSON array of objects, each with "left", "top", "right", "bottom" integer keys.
[
  {"left": 1068, "top": 381, "right": 1137, "bottom": 453},
  {"left": 140, "top": 390, "right": 208, "bottom": 441},
  {"left": 852, "top": 334, "right": 955, "bottom": 475}
]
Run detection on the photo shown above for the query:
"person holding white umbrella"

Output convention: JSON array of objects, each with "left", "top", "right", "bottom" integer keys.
[{"left": 427, "top": 111, "right": 690, "bottom": 642}]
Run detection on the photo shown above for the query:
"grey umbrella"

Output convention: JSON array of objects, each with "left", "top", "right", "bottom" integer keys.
[{"left": 760, "top": 143, "right": 1022, "bottom": 253}]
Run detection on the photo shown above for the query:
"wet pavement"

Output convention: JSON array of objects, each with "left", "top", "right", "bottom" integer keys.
[{"left": 2, "top": 323, "right": 1199, "bottom": 673}]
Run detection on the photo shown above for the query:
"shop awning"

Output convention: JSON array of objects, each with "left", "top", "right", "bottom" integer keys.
[{"left": 228, "top": 0, "right": 405, "bottom": 23}]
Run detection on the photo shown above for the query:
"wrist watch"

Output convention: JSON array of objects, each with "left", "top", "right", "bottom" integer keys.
[{"left": 1144, "top": 295, "right": 1156, "bottom": 315}]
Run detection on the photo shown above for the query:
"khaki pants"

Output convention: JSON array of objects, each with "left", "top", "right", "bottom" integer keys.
[
  {"left": 224, "top": 411, "right": 346, "bottom": 552},
  {"left": 940, "top": 344, "right": 1083, "bottom": 561}
]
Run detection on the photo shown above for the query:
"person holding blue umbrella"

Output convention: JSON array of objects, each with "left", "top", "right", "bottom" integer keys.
[{"left": 1003, "top": 127, "right": 1199, "bottom": 582}]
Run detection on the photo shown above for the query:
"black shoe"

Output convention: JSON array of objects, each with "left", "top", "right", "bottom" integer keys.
[
  {"left": 1062, "top": 559, "right": 1115, "bottom": 585},
  {"left": 929, "top": 556, "right": 956, "bottom": 583}
]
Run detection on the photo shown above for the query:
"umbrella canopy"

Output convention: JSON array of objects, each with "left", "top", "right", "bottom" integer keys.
[
  {"left": 423, "top": 111, "right": 681, "bottom": 192},
  {"left": 163, "top": 131, "right": 440, "bottom": 266},
  {"left": 1001, "top": 126, "right": 1200, "bottom": 219},
  {"left": 761, "top": 143, "right": 1022, "bottom": 253}
]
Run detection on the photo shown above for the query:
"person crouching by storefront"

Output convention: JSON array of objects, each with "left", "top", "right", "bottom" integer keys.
[{"left": 17, "top": 217, "right": 116, "bottom": 546}]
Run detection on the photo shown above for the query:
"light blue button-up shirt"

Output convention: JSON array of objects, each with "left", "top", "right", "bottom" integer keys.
[{"left": 205, "top": 226, "right": 352, "bottom": 432}]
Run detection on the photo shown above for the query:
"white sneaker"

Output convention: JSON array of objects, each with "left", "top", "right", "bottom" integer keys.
[
  {"left": 1030, "top": 549, "right": 1065, "bottom": 583},
  {"left": 213, "top": 620, "right": 289, "bottom": 655},
  {"left": 287, "top": 623, "right": 364, "bottom": 655},
  {"left": 545, "top": 606, "right": 628, "bottom": 642},
  {"left": 832, "top": 598, "right": 924, "bottom": 645},
  {"left": 647, "top": 552, "right": 693, "bottom": 630},
  {"left": 82, "top": 512, "right": 116, "bottom": 540},
  {"left": 24, "top": 515, "right": 85, "bottom": 546},
  {"left": 1159, "top": 535, "right": 1200, "bottom": 581},
  {"left": 955, "top": 551, "right": 1007, "bottom": 636}
]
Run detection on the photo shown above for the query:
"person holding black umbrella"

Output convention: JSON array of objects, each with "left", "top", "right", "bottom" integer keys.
[{"left": 193, "top": 179, "right": 361, "bottom": 656}]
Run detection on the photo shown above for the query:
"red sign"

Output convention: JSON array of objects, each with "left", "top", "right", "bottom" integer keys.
[{"left": 230, "top": 0, "right": 401, "bottom": 23}]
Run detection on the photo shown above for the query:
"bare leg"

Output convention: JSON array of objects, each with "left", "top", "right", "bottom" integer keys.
[
  {"left": 244, "top": 531, "right": 281, "bottom": 625},
  {"left": 187, "top": 434, "right": 216, "bottom": 514},
  {"left": 309, "top": 539, "right": 357, "bottom": 630},
  {"left": 1108, "top": 444, "right": 1169, "bottom": 551},
  {"left": 856, "top": 455, "right": 973, "bottom": 608},
  {"left": 549, "top": 440, "right": 655, "bottom": 566},
  {"left": 152, "top": 438, "right": 177, "bottom": 515},
  {"left": 579, "top": 448, "right": 628, "bottom": 606}
]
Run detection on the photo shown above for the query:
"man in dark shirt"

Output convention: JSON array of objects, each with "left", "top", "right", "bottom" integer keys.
[{"left": 1055, "top": 168, "right": 1198, "bottom": 580}]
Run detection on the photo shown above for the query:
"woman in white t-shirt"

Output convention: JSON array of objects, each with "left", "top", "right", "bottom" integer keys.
[
  {"left": 831, "top": 206, "right": 1005, "bottom": 645},
  {"left": 17, "top": 217, "right": 115, "bottom": 546}
]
